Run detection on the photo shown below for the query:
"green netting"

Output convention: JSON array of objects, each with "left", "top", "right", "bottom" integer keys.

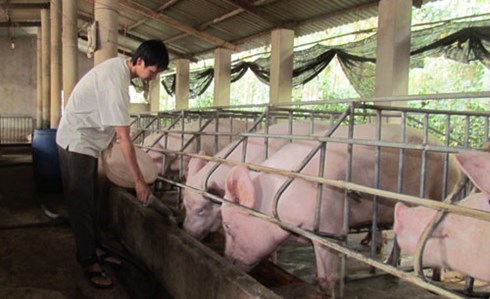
[{"left": 161, "top": 19, "right": 490, "bottom": 99}]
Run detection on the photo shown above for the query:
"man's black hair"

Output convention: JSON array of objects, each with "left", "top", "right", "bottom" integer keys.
[{"left": 131, "top": 39, "right": 169, "bottom": 70}]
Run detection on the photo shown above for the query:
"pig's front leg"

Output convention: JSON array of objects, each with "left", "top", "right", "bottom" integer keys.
[{"left": 313, "top": 241, "right": 339, "bottom": 298}]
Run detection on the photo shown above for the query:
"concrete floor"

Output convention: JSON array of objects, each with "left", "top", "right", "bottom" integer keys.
[{"left": 0, "top": 145, "right": 172, "bottom": 299}]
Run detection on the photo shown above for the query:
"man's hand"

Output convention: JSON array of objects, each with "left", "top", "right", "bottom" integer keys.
[
  {"left": 114, "top": 126, "right": 152, "bottom": 204},
  {"left": 135, "top": 178, "right": 151, "bottom": 204}
]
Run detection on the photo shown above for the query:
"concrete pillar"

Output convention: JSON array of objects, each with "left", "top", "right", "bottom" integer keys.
[
  {"left": 50, "top": 0, "right": 62, "bottom": 128},
  {"left": 213, "top": 48, "right": 231, "bottom": 107},
  {"left": 62, "top": 0, "right": 78, "bottom": 106},
  {"left": 36, "top": 28, "right": 42, "bottom": 129},
  {"left": 175, "top": 59, "right": 190, "bottom": 110},
  {"left": 149, "top": 77, "right": 161, "bottom": 112},
  {"left": 41, "top": 9, "right": 51, "bottom": 129},
  {"left": 94, "top": 0, "right": 119, "bottom": 65},
  {"left": 269, "top": 28, "right": 294, "bottom": 104},
  {"left": 374, "top": 0, "right": 412, "bottom": 99}
]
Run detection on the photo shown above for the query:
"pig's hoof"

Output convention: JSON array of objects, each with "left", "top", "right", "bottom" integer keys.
[{"left": 315, "top": 278, "right": 335, "bottom": 298}]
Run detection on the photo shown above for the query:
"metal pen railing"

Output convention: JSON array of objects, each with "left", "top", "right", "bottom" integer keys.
[
  {"left": 0, "top": 115, "right": 34, "bottom": 145},
  {"left": 133, "top": 92, "right": 490, "bottom": 298}
]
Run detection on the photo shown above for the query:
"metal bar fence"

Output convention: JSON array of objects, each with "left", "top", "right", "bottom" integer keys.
[
  {"left": 0, "top": 115, "right": 34, "bottom": 145},
  {"left": 132, "top": 93, "right": 490, "bottom": 298}
]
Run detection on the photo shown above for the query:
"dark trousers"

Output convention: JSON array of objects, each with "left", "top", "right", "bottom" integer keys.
[{"left": 58, "top": 145, "right": 99, "bottom": 267}]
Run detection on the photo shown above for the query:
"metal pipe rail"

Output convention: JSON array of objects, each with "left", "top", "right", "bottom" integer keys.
[
  {"left": 235, "top": 132, "right": 470, "bottom": 153},
  {"left": 0, "top": 115, "right": 34, "bottom": 145},
  {"left": 134, "top": 107, "right": 351, "bottom": 178},
  {"left": 157, "top": 166, "right": 486, "bottom": 299},
  {"left": 154, "top": 149, "right": 490, "bottom": 223},
  {"left": 131, "top": 107, "right": 353, "bottom": 138},
  {"left": 136, "top": 94, "right": 489, "bottom": 298},
  {"left": 155, "top": 91, "right": 490, "bottom": 113}
]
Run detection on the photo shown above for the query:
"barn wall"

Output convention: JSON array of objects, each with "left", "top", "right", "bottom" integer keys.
[
  {"left": 0, "top": 37, "right": 37, "bottom": 117},
  {"left": 0, "top": 36, "right": 93, "bottom": 119}
]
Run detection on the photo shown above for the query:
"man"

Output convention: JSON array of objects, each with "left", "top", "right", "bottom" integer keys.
[{"left": 56, "top": 40, "right": 169, "bottom": 289}]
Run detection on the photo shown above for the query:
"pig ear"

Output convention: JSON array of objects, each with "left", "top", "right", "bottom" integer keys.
[
  {"left": 454, "top": 151, "right": 490, "bottom": 194},
  {"left": 187, "top": 150, "right": 207, "bottom": 177},
  {"left": 225, "top": 165, "right": 256, "bottom": 209},
  {"left": 393, "top": 203, "right": 407, "bottom": 234}
]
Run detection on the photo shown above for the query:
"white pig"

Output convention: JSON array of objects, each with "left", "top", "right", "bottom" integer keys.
[
  {"left": 394, "top": 151, "right": 490, "bottom": 283},
  {"left": 141, "top": 118, "right": 249, "bottom": 178},
  {"left": 183, "top": 121, "right": 331, "bottom": 240},
  {"left": 221, "top": 124, "right": 459, "bottom": 295},
  {"left": 143, "top": 132, "right": 165, "bottom": 172}
]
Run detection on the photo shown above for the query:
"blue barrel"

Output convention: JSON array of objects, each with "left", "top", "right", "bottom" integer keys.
[{"left": 32, "top": 128, "right": 63, "bottom": 192}]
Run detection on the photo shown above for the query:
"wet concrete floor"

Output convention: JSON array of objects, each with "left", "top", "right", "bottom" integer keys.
[{"left": 0, "top": 145, "right": 172, "bottom": 299}]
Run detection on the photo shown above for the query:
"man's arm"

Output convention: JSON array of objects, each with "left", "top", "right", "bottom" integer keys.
[{"left": 114, "top": 126, "right": 151, "bottom": 203}]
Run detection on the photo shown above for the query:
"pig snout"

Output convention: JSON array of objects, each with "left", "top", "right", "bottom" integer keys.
[
  {"left": 183, "top": 204, "right": 222, "bottom": 240},
  {"left": 183, "top": 220, "right": 209, "bottom": 240}
]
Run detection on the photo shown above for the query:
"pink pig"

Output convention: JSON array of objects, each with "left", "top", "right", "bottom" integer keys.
[
  {"left": 221, "top": 124, "right": 459, "bottom": 295},
  {"left": 183, "top": 121, "right": 331, "bottom": 240},
  {"left": 143, "top": 133, "right": 165, "bottom": 172},
  {"left": 394, "top": 151, "right": 490, "bottom": 283},
  {"left": 141, "top": 118, "right": 249, "bottom": 178}
]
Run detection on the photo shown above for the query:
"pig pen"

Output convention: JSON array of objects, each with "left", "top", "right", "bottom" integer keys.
[{"left": 121, "top": 93, "right": 490, "bottom": 299}]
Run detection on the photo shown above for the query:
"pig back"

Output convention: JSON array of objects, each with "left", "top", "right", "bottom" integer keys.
[
  {"left": 159, "top": 118, "right": 249, "bottom": 177},
  {"left": 285, "top": 124, "right": 458, "bottom": 229}
]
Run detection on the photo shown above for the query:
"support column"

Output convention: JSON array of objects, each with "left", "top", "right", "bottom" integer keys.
[
  {"left": 175, "top": 59, "right": 190, "bottom": 110},
  {"left": 213, "top": 48, "right": 231, "bottom": 107},
  {"left": 94, "top": 0, "right": 119, "bottom": 65},
  {"left": 374, "top": 0, "right": 412, "bottom": 99},
  {"left": 36, "top": 28, "right": 42, "bottom": 129},
  {"left": 41, "top": 9, "right": 51, "bottom": 129},
  {"left": 269, "top": 28, "right": 294, "bottom": 104},
  {"left": 149, "top": 77, "right": 161, "bottom": 112},
  {"left": 62, "top": 0, "right": 78, "bottom": 106},
  {"left": 50, "top": 0, "right": 62, "bottom": 128}
]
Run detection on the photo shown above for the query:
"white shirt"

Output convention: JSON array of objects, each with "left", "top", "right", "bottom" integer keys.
[{"left": 56, "top": 57, "right": 132, "bottom": 158}]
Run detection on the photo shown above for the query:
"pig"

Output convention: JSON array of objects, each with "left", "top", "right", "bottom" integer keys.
[
  {"left": 143, "top": 133, "right": 165, "bottom": 172},
  {"left": 394, "top": 151, "right": 490, "bottom": 283},
  {"left": 221, "top": 123, "right": 459, "bottom": 295},
  {"left": 183, "top": 121, "right": 331, "bottom": 240},
  {"left": 140, "top": 118, "right": 249, "bottom": 178}
]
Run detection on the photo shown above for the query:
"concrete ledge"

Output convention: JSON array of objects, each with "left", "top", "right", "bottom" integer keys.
[{"left": 108, "top": 187, "right": 281, "bottom": 299}]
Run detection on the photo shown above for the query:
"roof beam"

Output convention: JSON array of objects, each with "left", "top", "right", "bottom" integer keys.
[
  {"left": 222, "top": 0, "right": 283, "bottom": 25},
  {"left": 0, "top": 3, "right": 49, "bottom": 9},
  {"left": 76, "top": 7, "right": 191, "bottom": 61},
  {"left": 128, "top": 0, "right": 180, "bottom": 30},
  {"left": 233, "top": 2, "right": 378, "bottom": 47},
  {"left": 164, "top": 7, "right": 244, "bottom": 43},
  {"left": 191, "top": 1, "right": 378, "bottom": 59},
  {"left": 118, "top": 0, "right": 238, "bottom": 51},
  {"left": 164, "top": 0, "right": 279, "bottom": 44},
  {"left": 117, "top": 29, "right": 194, "bottom": 61},
  {"left": 0, "top": 21, "right": 40, "bottom": 27},
  {"left": 296, "top": 1, "right": 378, "bottom": 28}
]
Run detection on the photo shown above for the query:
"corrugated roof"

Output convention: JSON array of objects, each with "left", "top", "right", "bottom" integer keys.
[{"left": 0, "top": 0, "right": 438, "bottom": 62}]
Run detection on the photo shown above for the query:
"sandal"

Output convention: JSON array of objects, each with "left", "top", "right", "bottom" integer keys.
[
  {"left": 97, "top": 249, "right": 123, "bottom": 270},
  {"left": 84, "top": 266, "right": 113, "bottom": 289}
]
